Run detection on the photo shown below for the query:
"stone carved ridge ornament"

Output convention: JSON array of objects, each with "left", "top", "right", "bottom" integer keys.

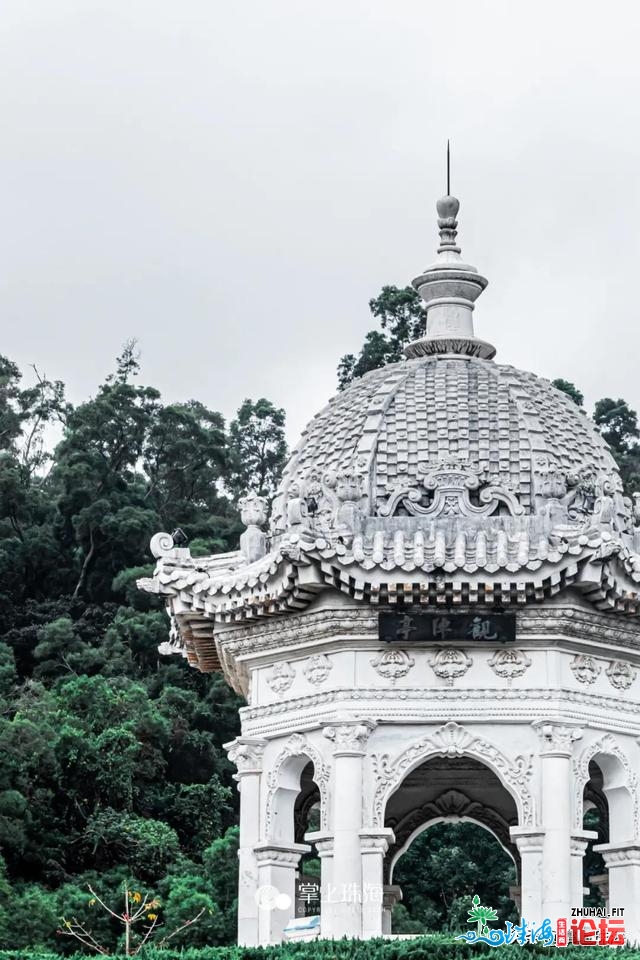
[
  {"left": 150, "top": 531, "right": 176, "bottom": 559},
  {"left": 573, "top": 733, "right": 640, "bottom": 835},
  {"left": 429, "top": 648, "right": 472, "bottom": 686},
  {"left": 606, "top": 660, "right": 637, "bottom": 690},
  {"left": 266, "top": 661, "right": 296, "bottom": 695},
  {"left": 489, "top": 648, "right": 532, "bottom": 681},
  {"left": 302, "top": 654, "right": 333, "bottom": 686},
  {"left": 371, "top": 721, "right": 534, "bottom": 828},
  {"left": 570, "top": 655, "right": 602, "bottom": 685},
  {"left": 371, "top": 648, "right": 415, "bottom": 681}
]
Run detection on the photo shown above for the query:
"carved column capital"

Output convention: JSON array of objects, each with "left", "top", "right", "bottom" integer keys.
[
  {"left": 359, "top": 828, "right": 395, "bottom": 854},
  {"left": 224, "top": 737, "right": 268, "bottom": 777},
  {"left": 382, "top": 884, "right": 403, "bottom": 911},
  {"left": 510, "top": 827, "right": 545, "bottom": 854},
  {"left": 254, "top": 841, "right": 311, "bottom": 866},
  {"left": 532, "top": 720, "right": 583, "bottom": 757},
  {"left": 305, "top": 831, "right": 334, "bottom": 857},
  {"left": 571, "top": 829, "right": 598, "bottom": 856},
  {"left": 323, "top": 720, "right": 376, "bottom": 756},
  {"left": 594, "top": 841, "right": 640, "bottom": 868}
]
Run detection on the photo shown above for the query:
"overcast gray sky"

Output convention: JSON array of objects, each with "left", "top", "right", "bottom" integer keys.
[{"left": 1, "top": 0, "right": 639, "bottom": 442}]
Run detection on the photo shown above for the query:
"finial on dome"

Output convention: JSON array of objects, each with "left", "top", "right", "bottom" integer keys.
[{"left": 404, "top": 150, "right": 495, "bottom": 361}]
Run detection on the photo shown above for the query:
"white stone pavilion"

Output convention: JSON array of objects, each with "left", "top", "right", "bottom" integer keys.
[{"left": 139, "top": 191, "right": 640, "bottom": 946}]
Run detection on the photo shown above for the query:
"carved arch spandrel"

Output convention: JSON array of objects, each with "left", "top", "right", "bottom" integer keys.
[
  {"left": 264, "top": 733, "right": 330, "bottom": 840},
  {"left": 370, "top": 721, "right": 534, "bottom": 829},
  {"left": 573, "top": 733, "right": 639, "bottom": 839}
]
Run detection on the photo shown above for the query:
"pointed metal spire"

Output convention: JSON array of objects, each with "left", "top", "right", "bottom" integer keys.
[
  {"left": 403, "top": 153, "right": 495, "bottom": 360},
  {"left": 447, "top": 139, "right": 450, "bottom": 196}
]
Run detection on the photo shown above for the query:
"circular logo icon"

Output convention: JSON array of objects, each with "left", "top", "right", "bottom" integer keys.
[{"left": 255, "top": 885, "right": 292, "bottom": 912}]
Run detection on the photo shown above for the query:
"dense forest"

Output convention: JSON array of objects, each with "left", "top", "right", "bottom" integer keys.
[{"left": 1, "top": 289, "right": 640, "bottom": 951}]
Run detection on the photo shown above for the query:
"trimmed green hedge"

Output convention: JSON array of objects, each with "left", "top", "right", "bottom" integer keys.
[{"left": 2, "top": 939, "right": 640, "bottom": 960}]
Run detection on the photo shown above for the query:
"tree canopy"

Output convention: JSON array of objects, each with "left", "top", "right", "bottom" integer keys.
[{"left": 0, "top": 348, "right": 283, "bottom": 950}]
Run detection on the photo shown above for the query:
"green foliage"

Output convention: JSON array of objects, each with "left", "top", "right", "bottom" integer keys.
[
  {"left": 337, "top": 286, "right": 424, "bottom": 388},
  {"left": 551, "top": 379, "right": 584, "bottom": 407},
  {"left": 0, "top": 942, "right": 637, "bottom": 960},
  {"left": 0, "top": 348, "right": 263, "bottom": 952},
  {"left": 393, "top": 823, "right": 517, "bottom": 933},
  {"left": 594, "top": 397, "right": 640, "bottom": 491},
  {"left": 227, "top": 398, "right": 287, "bottom": 501}
]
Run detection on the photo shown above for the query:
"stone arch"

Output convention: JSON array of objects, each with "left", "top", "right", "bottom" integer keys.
[
  {"left": 371, "top": 722, "right": 534, "bottom": 829},
  {"left": 573, "top": 734, "right": 638, "bottom": 841},
  {"left": 264, "top": 733, "right": 329, "bottom": 842},
  {"left": 388, "top": 814, "right": 519, "bottom": 885}
]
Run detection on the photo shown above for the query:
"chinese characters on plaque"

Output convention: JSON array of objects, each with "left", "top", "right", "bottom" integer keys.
[{"left": 379, "top": 612, "right": 516, "bottom": 644}]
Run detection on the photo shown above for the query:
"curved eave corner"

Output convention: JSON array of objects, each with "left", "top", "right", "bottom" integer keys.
[{"left": 137, "top": 533, "right": 640, "bottom": 674}]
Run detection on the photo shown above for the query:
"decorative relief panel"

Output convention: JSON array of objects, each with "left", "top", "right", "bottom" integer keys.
[
  {"left": 266, "top": 661, "right": 296, "bottom": 695},
  {"left": 489, "top": 648, "right": 531, "bottom": 681},
  {"left": 606, "top": 660, "right": 637, "bottom": 690},
  {"left": 570, "top": 655, "right": 601, "bottom": 685},
  {"left": 428, "top": 648, "right": 472, "bottom": 686},
  {"left": 371, "top": 648, "right": 415, "bottom": 681},
  {"left": 302, "top": 654, "right": 332, "bottom": 686},
  {"left": 371, "top": 721, "right": 534, "bottom": 827}
]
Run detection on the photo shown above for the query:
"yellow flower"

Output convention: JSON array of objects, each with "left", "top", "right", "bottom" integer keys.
[
  {"left": 88, "top": 898, "right": 96, "bottom": 907},
  {"left": 147, "top": 913, "right": 157, "bottom": 921},
  {"left": 132, "top": 892, "right": 142, "bottom": 904}
]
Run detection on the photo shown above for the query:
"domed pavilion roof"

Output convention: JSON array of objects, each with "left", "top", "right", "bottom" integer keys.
[{"left": 139, "top": 190, "right": 640, "bottom": 671}]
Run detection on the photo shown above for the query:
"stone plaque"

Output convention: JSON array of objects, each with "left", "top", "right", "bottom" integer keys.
[{"left": 379, "top": 612, "right": 516, "bottom": 644}]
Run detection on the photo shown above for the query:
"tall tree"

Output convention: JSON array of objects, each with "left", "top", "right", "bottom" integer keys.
[
  {"left": 337, "top": 285, "right": 424, "bottom": 389},
  {"left": 227, "top": 398, "right": 287, "bottom": 502},
  {"left": 594, "top": 397, "right": 640, "bottom": 491}
]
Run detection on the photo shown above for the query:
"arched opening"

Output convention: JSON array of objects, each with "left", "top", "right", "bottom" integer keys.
[
  {"left": 392, "top": 820, "right": 517, "bottom": 933},
  {"left": 268, "top": 755, "right": 322, "bottom": 920},
  {"left": 382, "top": 754, "right": 520, "bottom": 935},
  {"left": 581, "top": 753, "right": 634, "bottom": 909},
  {"left": 294, "top": 761, "right": 321, "bottom": 917}
]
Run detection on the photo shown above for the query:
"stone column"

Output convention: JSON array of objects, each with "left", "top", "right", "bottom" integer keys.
[
  {"left": 323, "top": 720, "right": 375, "bottom": 939},
  {"left": 535, "top": 723, "right": 582, "bottom": 924},
  {"left": 510, "top": 828, "right": 544, "bottom": 921},
  {"left": 360, "top": 829, "right": 394, "bottom": 939},
  {"left": 224, "top": 737, "right": 267, "bottom": 947},
  {"left": 594, "top": 842, "right": 640, "bottom": 945},
  {"left": 305, "top": 833, "right": 334, "bottom": 938},
  {"left": 382, "top": 885, "right": 403, "bottom": 935},
  {"left": 254, "top": 842, "right": 310, "bottom": 945},
  {"left": 571, "top": 831, "right": 598, "bottom": 909}
]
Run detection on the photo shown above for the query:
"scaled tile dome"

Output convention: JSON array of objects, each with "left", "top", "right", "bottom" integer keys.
[
  {"left": 270, "top": 354, "right": 622, "bottom": 540},
  {"left": 139, "top": 192, "right": 640, "bottom": 670}
]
